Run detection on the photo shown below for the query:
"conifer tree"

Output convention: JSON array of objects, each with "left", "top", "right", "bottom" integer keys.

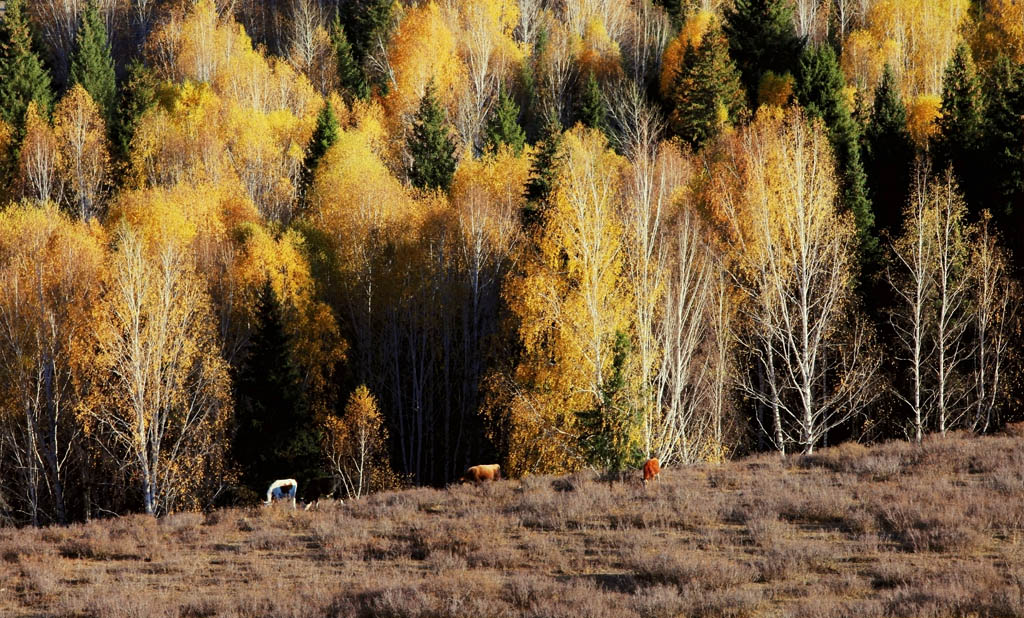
[
  {"left": 723, "top": 0, "right": 805, "bottom": 106},
  {"left": 113, "top": 60, "right": 156, "bottom": 162},
  {"left": 0, "top": 0, "right": 53, "bottom": 131},
  {"left": 523, "top": 114, "right": 563, "bottom": 224},
  {"left": 981, "top": 55, "right": 1024, "bottom": 221},
  {"left": 70, "top": 2, "right": 117, "bottom": 126},
  {"left": 667, "top": 24, "right": 746, "bottom": 150},
  {"left": 484, "top": 87, "right": 526, "bottom": 155},
  {"left": 932, "top": 43, "right": 985, "bottom": 211},
  {"left": 864, "top": 64, "right": 914, "bottom": 235},
  {"left": 232, "top": 281, "right": 319, "bottom": 496},
  {"left": 578, "top": 71, "right": 607, "bottom": 134},
  {"left": 408, "top": 81, "right": 457, "bottom": 192},
  {"left": 341, "top": 0, "right": 392, "bottom": 67},
  {"left": 796, "top": 43, "right": 877, "bottom": 258},
  {"left": 301, "top": 102, "right": 340, "bottom": 202},
  {"left": 330, "top": 16, "right": 368, "bottom": 101}
]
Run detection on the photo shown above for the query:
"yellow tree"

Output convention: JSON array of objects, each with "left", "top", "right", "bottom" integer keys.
[
  {"left": 54, "top": 85, "right": 110, "bottom": 221},
  {"left": 716, "top": 107, "right": 880, "bottom": 455},
  {"left": 19, "top": 102, "right": 62, "bottom": 204},
  {"left": 92, "top": 226, "right": 232, "bottom": 515},
  {"left": 0, "top": 203, "right": 105, "bottom": 525},
  {"left": 322, "top": 384, "right": 395, "bottom": 499},
  {"left": 495, "top": 126, "right": 633, "bottom": 475}
]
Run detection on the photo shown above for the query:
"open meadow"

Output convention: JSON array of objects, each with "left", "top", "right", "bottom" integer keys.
[{"left": 3, "top": 428, "right": 1024, "bottom": 618}]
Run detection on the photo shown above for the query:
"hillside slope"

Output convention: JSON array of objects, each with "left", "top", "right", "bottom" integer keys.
[{"left": 3, "top": 429, "right": 1024, "bottom": 617}]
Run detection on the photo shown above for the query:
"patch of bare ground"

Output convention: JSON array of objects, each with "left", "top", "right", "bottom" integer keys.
[{"left": 3, "top": 428, "right": 1024, "bottom": 617}]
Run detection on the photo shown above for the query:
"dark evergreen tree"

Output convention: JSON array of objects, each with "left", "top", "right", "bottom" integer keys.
[
  {"left": 0, "top": 0, "right": 53, "bottom": 130},
  {"left": 931, "top": 43, "right": 985, "bottom": 212},
  {"left": 523, "top": 114, "right": 563, "bottom": 225},
  {"left": 330, "top": 15, "right": 368, "bottom": 101},
  {"left": 484, "top": 86, "right": 526, "bottom": 155},
  {"left": 577, "top": 71, "right": 607, "bottom": 134},
  {"left": 232, "top": 281, "right": 320, "bottom": 497},
  {"left": 723, "top": 0, "right": 805, "bottom": 106},
  {"left": 70, "top": 1, "right": 117, "bottom": 126},
  {"left": 863, "top": 64, "right": 914, "bottom": 236},
  {"left": 576, "top": 331, "right": 641, "bottom": 478},
  {"left": 795, "top": 43, "right": 877, "bottom": 258},
  {"left": 667, "top": 24, "right": 746, "bottom": 150},
  {"left": 408, "top": 81, "right": 457, "bottom": 192},
  {"left": 340, "top": 0, "right": 392, "bottom": 67},
  {"left": 301, "top": 102, "right": 340, "bottom": 203},
  {"left": 113, "top": 59, "right": 157, "bottom": 162},
  {"left": 653, "top": 0, "right": 700, "bottom": 28},
  {"left": 981, "top": 54, "right": 1024, "bottom": 256}
]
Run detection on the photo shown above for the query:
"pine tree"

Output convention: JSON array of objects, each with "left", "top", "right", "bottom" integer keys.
[
  {"left": 330, "top": 15, "right": 368, "bottom": 101},
  {"left": 864, "top": 64, "right": 914, "bottom": 236},
  {"left": 408, "top": 80, "right": 457, "bottom": 192},
  {"left": 796, "top": 43, "right": 877, "bottom": 259},
  {"left": 0, "top": 0, "right": 53, "bottom": 131},
  {"left": 232, "top": 281, "right": 320, "bottom": 496},
  {"left": 577, "top": 71, "right": 607, "bottom": 134},
  {"left": 667, "top": 24, "right": 746, "bottom": 150},
  {"left": 523, "top": 114, "right": 563, "bottom": 224},
  {"left": 932, "top": 43, "right": 985, "bottom": 212},
  {"left": 723, "top": 0, "right": 805, "bottom": 106},
  {"left": 301, "top": 102, "right": 340, "bottom": 201},
  {"left": 113, "top": 59, "right": 156, "bottom": 162},
  {"left": 484, "top": 87, "right": 526, "bottom": 155},
  {"left": 70, "top": 1, "right": 117, "bottom": 126}
]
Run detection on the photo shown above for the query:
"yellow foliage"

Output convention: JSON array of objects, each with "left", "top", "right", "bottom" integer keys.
[
  {"left": 578, "top": 16, "right": 622, "bottom": 79},
  {"left": 497, "top": 127, "right": 631, "bottom": 476},
  {"left": 841, "top": 0, "right": 971, "bottom": 101},
  {"left": 53, "top": 85, "right": 110, "bottom": 221},
  {"left": 758, "top": 71, "right": 795, "bottom": 108},
  {"left": 907, "top": 94, "right": 942, "bottom": 146},
  {"left": 973, "top": 0, "right": 1024, "bottom": 66},
  {"left": 18, "top": 102, "right": 61, "bottom": 204},
  {"left": 322, "top": 384, "right": 395, "bottom": 498},
  {"left": 385, "top": 2, "right": 466, "bottom": 123}
]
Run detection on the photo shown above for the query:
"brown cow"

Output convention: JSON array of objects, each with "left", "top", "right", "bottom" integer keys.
[
  {"left": 642, "top": 458, "right": 661, "bottom": 488},
  {"left": 461, "top": 464, "right": 501, "bottom": 483}
]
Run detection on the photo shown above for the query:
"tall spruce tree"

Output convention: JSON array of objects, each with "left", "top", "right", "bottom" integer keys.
[
  {"left": 577, "top": 71, "right": 608, "bottom": 134},
  {"left": 796, "top": 43, "right": 877, "bottom": 259},
  {"left": 723, "top": 0, "right": 805, "bottom": 106},
  {"left": 667, "top": 24, "right": 746, "bottom": 150},
  {"left": 301, "top": 102, "right": 340, "bottom": 202},
  {"left": 932, "top": 43, "right": 985, "bottom": 212},
  {"left": 0, "top": 0, "right": 53, "bottom": 130},
  {"left": 863, "top": 64, "right": 914, "bottom": 236},
  {"left": 113, "top": 59, "right": 157, "bottom": 162},
  {"left": 484, "top": 87, "right": 526, "bottom": 155},
  {"left": 523, "top": 114, "right": 563, "bottom": 225},
  {"left": 232, "top": 281, "right": 320, "bottom": 496},
  {"left": 330, "top": 15, "right": 368, "bottom": 101},
  {"left": 70, "top": 2, "right": 117, "bottom": 126},
  {"left": 408, "top": 81, "right": 458, "bottom": 192}
]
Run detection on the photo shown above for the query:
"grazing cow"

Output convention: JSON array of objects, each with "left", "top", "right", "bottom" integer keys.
[
  {"left": 461, "top": 464, "right": 501, "bottom": 483},
  {"left": 642, "top": 458, "right": 661, "bottom": 488},
  {"left": 301, "top": 476, "right": 342, "bottom": 510},
  {"left": 264, "top": 479, "right": 298, "bottom": 508}
]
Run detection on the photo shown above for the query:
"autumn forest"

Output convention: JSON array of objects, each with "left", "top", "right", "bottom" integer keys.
[{"left": 0, "top": 0, "right": 1021, "bottom": 526}]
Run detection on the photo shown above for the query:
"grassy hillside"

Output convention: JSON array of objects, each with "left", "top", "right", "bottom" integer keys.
[{"left": 3, "top": 429, "right": 1024, "bottom": 618}]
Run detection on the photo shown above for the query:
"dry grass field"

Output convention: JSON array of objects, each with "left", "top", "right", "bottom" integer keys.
[{"left": 3, "top": 428, "right": 1024, "bottom": 618}]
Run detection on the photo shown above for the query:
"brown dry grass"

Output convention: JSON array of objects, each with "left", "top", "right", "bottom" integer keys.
[{"left": 3, "top": 428, "right": 1024, "bottom": 617}]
